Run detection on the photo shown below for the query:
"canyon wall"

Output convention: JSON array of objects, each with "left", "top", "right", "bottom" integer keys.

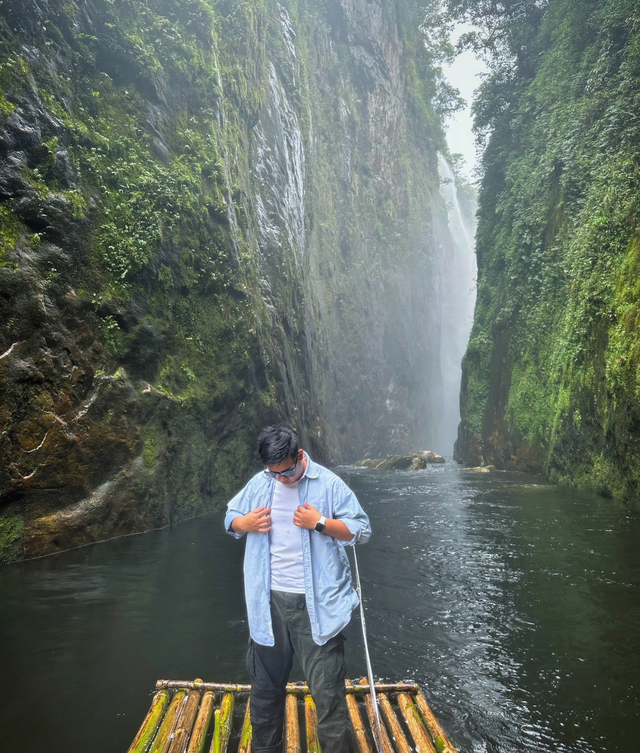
[
  {"left": 0, "top": 0, "right": 451, "bottom": 561},
  {"left": 455, "top": 0, "right": 640, "bottom": 500}
]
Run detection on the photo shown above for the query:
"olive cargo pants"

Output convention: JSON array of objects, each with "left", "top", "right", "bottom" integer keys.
[{"left": 247, "top": 590, "right": 354, "bottom": 753}]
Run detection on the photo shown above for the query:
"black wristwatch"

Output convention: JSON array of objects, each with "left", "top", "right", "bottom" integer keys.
[{"left": 314, "top": 515, "right": 326, "bottom": 533}]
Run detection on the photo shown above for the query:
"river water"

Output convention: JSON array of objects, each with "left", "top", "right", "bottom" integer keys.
[{"left": 0, "top": 464, "right": 638, "bottom": 752}]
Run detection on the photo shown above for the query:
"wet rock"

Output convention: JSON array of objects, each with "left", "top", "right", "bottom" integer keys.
[
  {"left": 373, "top": 455, "right": 412, "bottom": 470},
  {"left": 417, "top": 450, "right": 446, "bottom": 464},
  {"left": 454, "top": 430, "right": 484, "bottom": 468},
  {"left": 0, "top": 511, "right": 24, "bottom": 563},
  {"left": 21, "top": 456, "right": 160, "bottom": 559},
  {"left": 466, "top": 465, "right": 496, "bottom": 473},
  {"left": 355, "top": 451, "right": 446, "bottom": 470},
  {"left": 55, "top": 148, "right": 77, "bottom": 190},
  {"left": 150, "top": 136, "right": 171, "bottom": 163}
]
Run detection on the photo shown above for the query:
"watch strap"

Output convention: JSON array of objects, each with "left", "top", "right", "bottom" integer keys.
[{"left": 314, "top": 515, "right": 326, "bottom": 533}]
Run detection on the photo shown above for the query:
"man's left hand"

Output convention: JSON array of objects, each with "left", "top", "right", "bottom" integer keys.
[{"left": 293, "top": 501, "right": 321, "bottom": 529}]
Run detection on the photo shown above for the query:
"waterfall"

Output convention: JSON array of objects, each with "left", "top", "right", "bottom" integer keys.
[{"left": 437, "top": 153, "right": 477, "bottom": 454}]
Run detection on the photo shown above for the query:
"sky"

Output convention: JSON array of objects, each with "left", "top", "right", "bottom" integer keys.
[{"left": 440, "top": 28, "right": 488, "bottom": 180}]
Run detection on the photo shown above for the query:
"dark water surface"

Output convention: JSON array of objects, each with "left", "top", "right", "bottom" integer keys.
[{"left": 1, "top": 465, "right": 639, "bottom": 752}]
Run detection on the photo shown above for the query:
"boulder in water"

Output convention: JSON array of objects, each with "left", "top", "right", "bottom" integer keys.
[
  {"left": 416, "top": 450, "right": 445, "bottom": 464},
  {"left": 373, "top": 455, "right": 414, "bottom": 470},
  {"left": 467, "top": 465, "right": 496, "bottom": 473},
  {"left": 354, "top": 459, "right": 377, "bottom": 469},
  {"left": 354, "top": 451, "right": 445, "bottom": 470}
]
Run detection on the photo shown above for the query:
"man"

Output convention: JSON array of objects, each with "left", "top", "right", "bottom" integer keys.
[{"left": 225, "top": 424, "right": 371, "bottom": 753}]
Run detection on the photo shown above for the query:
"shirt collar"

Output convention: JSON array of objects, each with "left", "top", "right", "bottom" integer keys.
[{"left": 301, "top": 450, "right": 320, "bottom": 479}]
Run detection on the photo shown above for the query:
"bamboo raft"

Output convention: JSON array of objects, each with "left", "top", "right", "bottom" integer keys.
[{"left": 127, "top": 677, "right": 457, "bottom": 753}]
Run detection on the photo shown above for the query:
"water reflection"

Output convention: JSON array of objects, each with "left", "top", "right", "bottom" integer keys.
[{"left": 0, "top": 465, "right": 637, "bottom": 753}]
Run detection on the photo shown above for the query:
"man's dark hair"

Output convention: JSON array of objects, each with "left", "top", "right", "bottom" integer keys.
[{"left": 257, "top": 424, "right": 299, "bottom": 465}]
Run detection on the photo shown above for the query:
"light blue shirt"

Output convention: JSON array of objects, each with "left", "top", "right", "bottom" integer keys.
[{"left": 225, "top": 453, "right": 371, "bottom": 646}]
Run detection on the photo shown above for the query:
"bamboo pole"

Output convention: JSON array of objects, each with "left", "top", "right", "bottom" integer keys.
[
  {"left": 128, "top": 690, "right": 171, "bottom": 753},
  {"left": 155, "top": 680, "right": 419, "bottom": 695},
  {"left": 211, "top": 710, "right": 221, "bottom": 752},
  {"left": 285, "top": 691, "right": 302, "bottom": 753},
  {"left": 220, "top": 693, "right": 234, "bottom": 751},
  {"left": 345, "top": 680, "right": 372, "bottom": 753},
  {"left": 377, "top": 693, "right": 412, "bottom": 753},
  {"left": 210, "top": 693, "right": 234, "bottom": 753},
  {"left": 304, "top": 695, "right": 321, "bottom": 753},
  {"left": 357, "top": 678, "right": 394, "bottom": 753},
  {"left": 186, "top": 691, "right": 215, "bottom": 753},
  {"left": 414, "top": 693, "right": 457, "bottom": 753},
  {"left": 237, "top": 700, "right": 252, "bottom": 753},
  {"left": 157, "top": 681, "right": 251, "bottom": 693},
  {"left": 397, "top": 694, "right": 436, "bottom": 753},
  {"left": 168, "top": 689, "right": 202, "bottom": 753},
  {"left": 149, "top": 690, "right": 189, "bottom": 753}
]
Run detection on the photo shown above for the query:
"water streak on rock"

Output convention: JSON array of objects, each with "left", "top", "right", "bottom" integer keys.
[{"left": 253, "top": 63, "right": 306, "bottom": 264}]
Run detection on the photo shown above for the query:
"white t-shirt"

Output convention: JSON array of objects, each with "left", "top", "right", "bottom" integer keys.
[{"left": 269, "top": 477, "right": 306, "bottom": 593}]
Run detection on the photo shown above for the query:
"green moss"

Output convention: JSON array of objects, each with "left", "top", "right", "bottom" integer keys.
[
  {"left": 0, "top": 205, "right": 19, "bottom": 248},
  {"left": 142, "top": 424, "right": 158, "bottom": 470},
  {"left": 0, "top": 515, "right": 24, "bottom": 564},
  {"left": 606, "top": 236, "right": 640, "bottom": 398},
  {"left": 0, "top": 91, "right": 15, "bottom": 116},
  {"left": 0, "top": 205, "right": 21, "bottom": 268},
  {"left": 99, "top": 315, "right": 123, "bottom": 355},
  {"left": 460, "top": 333, "right": 493, "bottom": 435}
]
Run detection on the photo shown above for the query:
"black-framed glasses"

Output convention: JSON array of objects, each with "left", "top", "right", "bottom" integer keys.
[{"left": 264, "top": 459, "right": 298, "bottom": 479}]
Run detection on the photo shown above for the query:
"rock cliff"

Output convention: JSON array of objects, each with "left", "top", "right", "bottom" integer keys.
[
  {"left": 0, "top": 0, "right": 452, "bottom": 561},
  {"left": 455, "top": 0, "right": 640, "bottom": 499}
]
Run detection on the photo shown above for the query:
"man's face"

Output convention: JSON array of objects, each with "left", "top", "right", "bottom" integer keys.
[{"left": 267, "top": 450, "right": 305, "bottom": 485}]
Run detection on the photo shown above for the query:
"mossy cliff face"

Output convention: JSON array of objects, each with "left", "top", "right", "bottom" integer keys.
[
  {"left": 455, "top": 0, "right": 640, "bottom": 499},
  {"left": 0, "top": 0, "right": 448, "bottom": 561}
]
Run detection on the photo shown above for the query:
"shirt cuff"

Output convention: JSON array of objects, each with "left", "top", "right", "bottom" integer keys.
[
  {"left": 226, "top": 513, "right": 245, "bottom": 539},
  {"left": 339, "top": 518, "right": 359, "bottom": 546}
]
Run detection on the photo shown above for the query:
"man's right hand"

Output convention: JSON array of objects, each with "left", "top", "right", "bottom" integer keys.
[{"left": 231, "top": 507, "right": 272, "bottom": 534}]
